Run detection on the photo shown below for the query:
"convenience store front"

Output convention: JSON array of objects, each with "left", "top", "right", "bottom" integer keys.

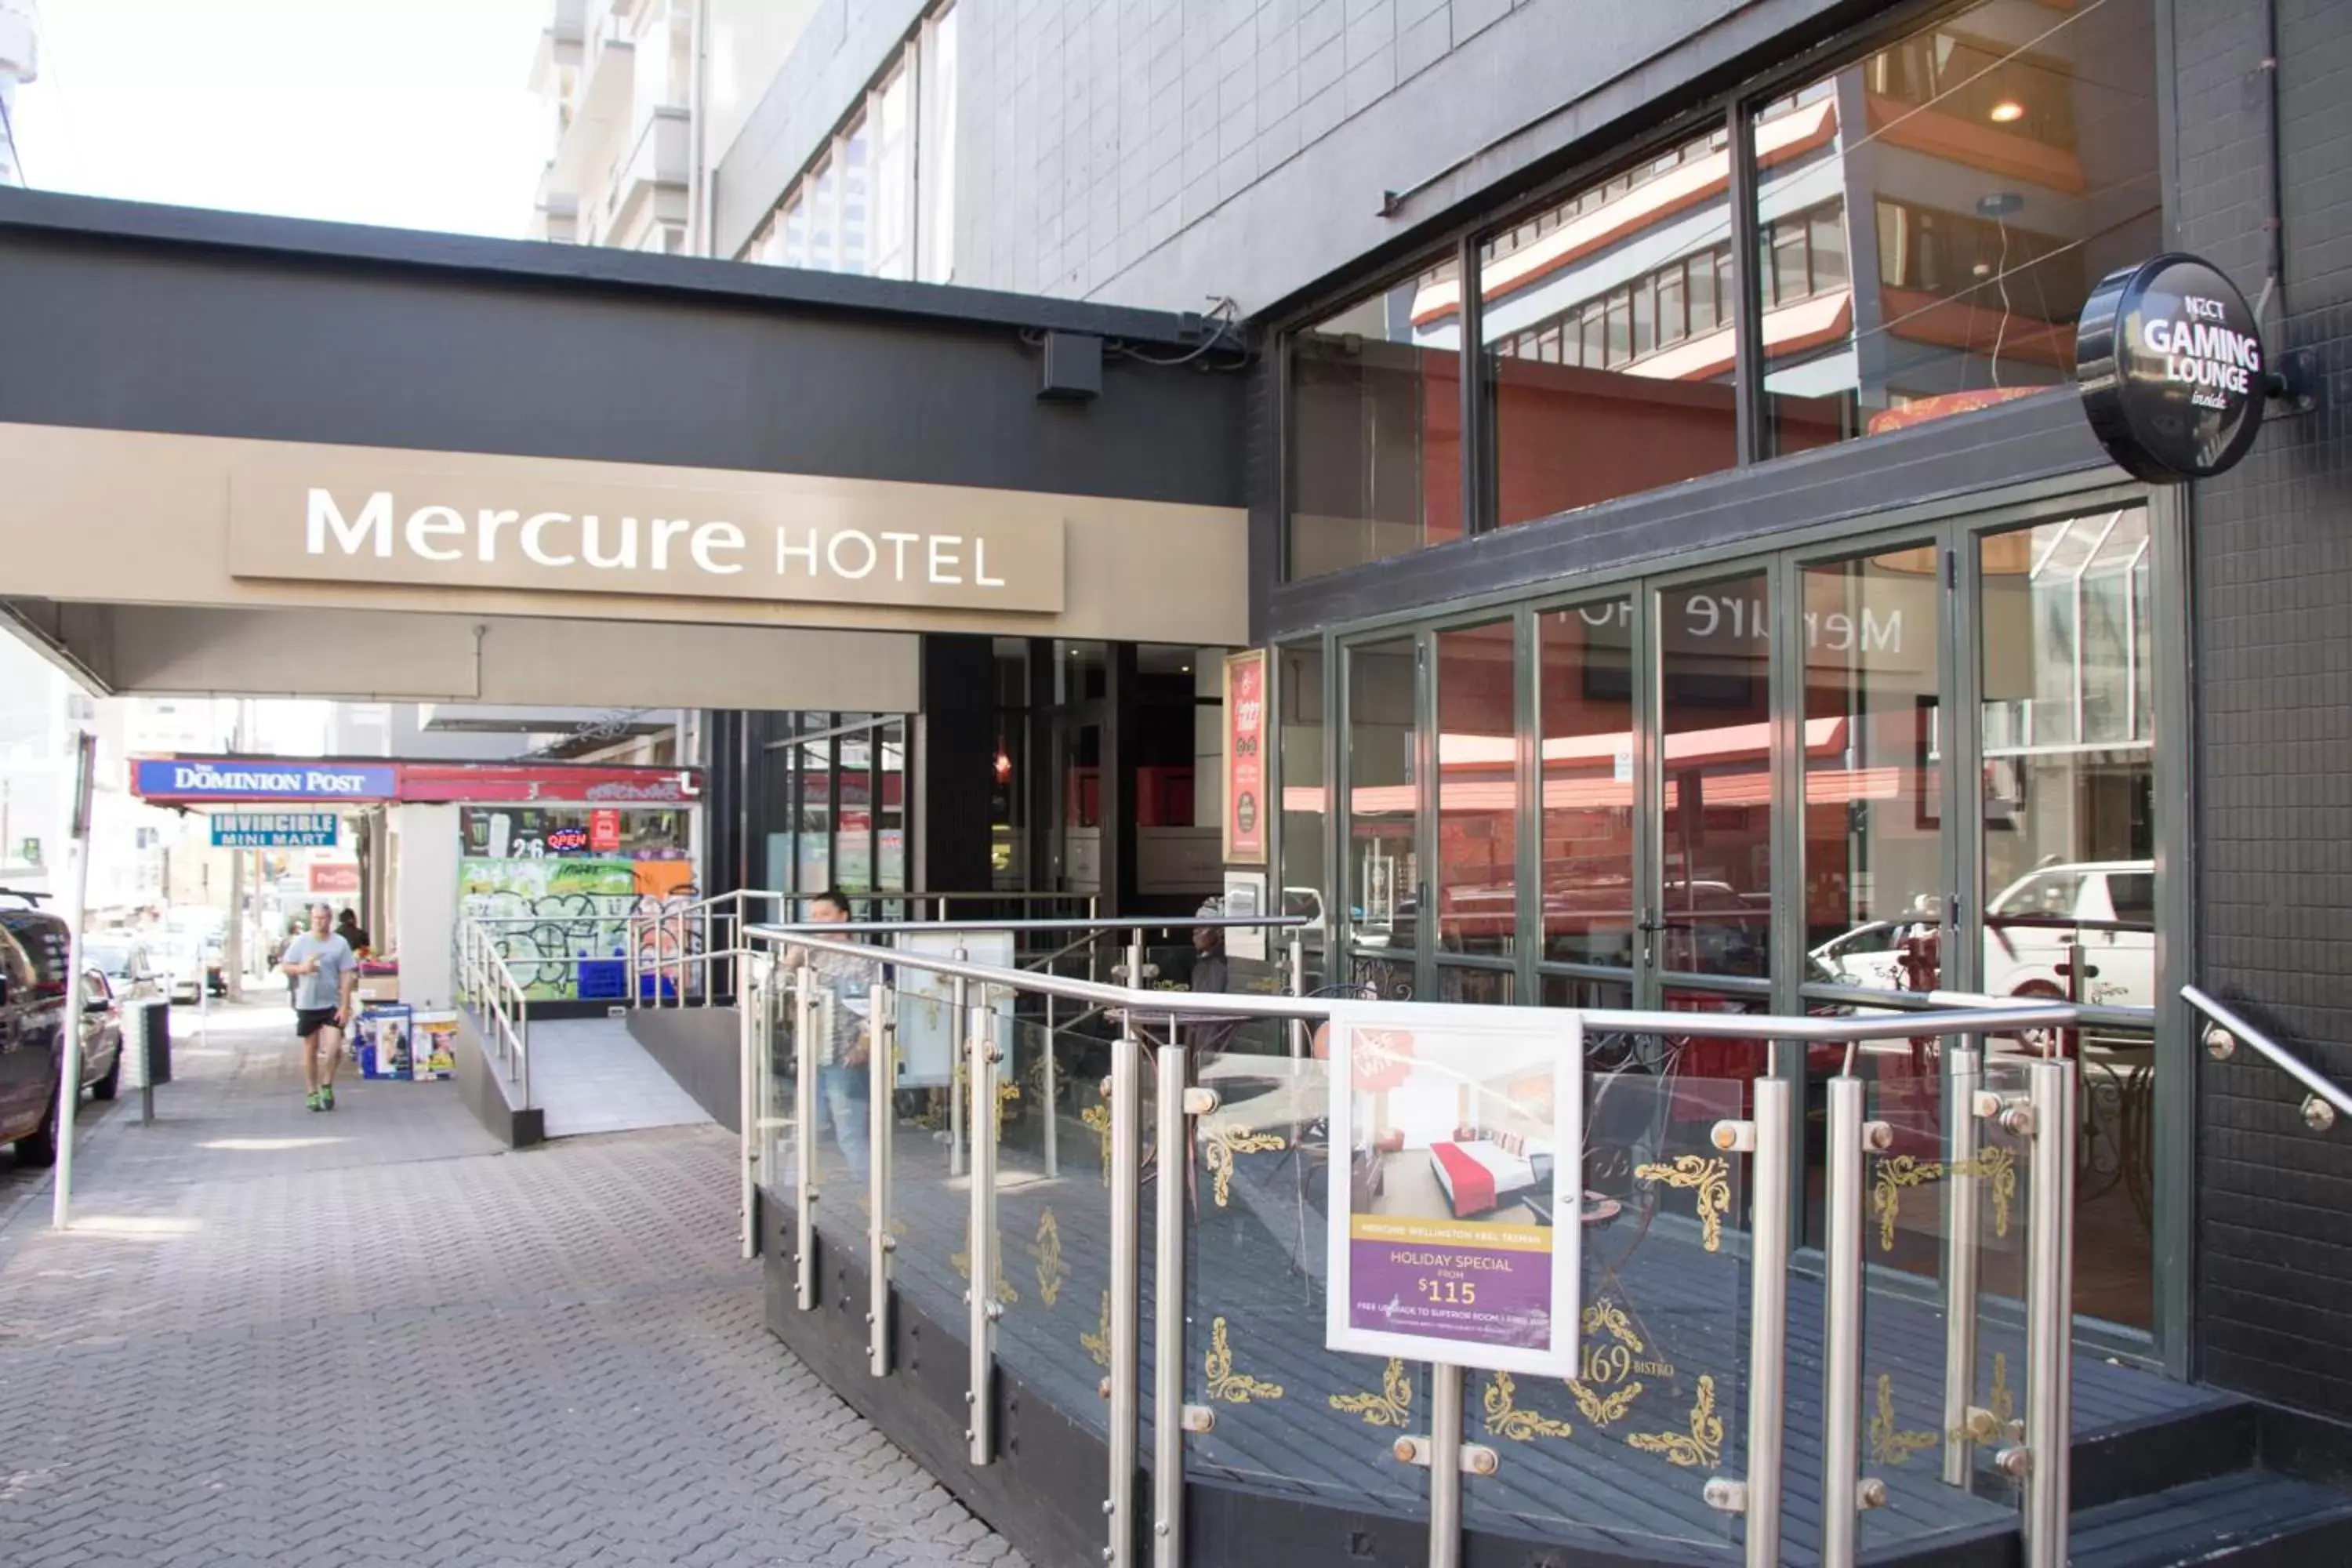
[{"left": 131, "top": 756, "right": 702, "bottom": 1010}]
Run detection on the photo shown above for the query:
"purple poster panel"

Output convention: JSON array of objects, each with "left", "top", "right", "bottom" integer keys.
[{"left": 1323, "top": 1003, "right": 1582, "bottom": 1377}]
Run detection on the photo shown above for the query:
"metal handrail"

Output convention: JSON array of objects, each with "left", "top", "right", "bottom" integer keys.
[
  {"left": 746, "top": 921, "right": 2086, "bottom": 1568},
  {"left": 2184, "top": 984, "right": 2352, "bottom": 1126},
  {"left": 456, "top": 913, "right": 532, "bottom": 1108},
  {"left": 1804, "top": 980, "right": 2154, "bottom": 1033},
  {"left": 747, "top": 924, "right": 2078, "bottom": 1040}
]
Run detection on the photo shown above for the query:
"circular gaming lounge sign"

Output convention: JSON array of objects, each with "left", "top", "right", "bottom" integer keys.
[{"left": 2076, "top": 252, "right": 2267, "bottom": 483}]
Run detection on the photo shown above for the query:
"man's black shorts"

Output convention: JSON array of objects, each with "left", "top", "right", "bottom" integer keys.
[{"left": 295, "top": 1007, "right": 342, "bottom": 1039}]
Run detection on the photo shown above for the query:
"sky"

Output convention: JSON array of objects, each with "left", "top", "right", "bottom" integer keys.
[{"left": 12, "top": 0, "right": 549, "bottom": 239}]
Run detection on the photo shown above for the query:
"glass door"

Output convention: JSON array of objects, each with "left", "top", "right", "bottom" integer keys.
[{"left": 1341, "top": 637, "right": 1419, "bottom": 997}]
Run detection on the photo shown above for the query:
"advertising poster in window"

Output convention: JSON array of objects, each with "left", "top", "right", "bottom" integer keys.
[
  {"left": 1323, "top": 1002, "right": 1582, "bottom": 1376},
  {"left": 1223, "top": 649, "right": 1269, "bottom": 866}
]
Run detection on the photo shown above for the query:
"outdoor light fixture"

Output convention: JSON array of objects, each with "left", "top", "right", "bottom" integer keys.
[{"left": 1989, "top": 100, "right": 2025, "bottom": 124}]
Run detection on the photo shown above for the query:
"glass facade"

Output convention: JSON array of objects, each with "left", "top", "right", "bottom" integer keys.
[
  {"left": 1756, "top": 0, "right": 2161, "bottom": 452},
  {"left": 1284, "top": 0, "right": 2160, "bottom": 581},
  {"left": 760, "top": 713, "right": 909, "bottom": 911},
  {"left": 1311, "top": 499, "right": 2165, "bottom": 1334},
  {"left": 1287, "top": 257, "right": 1463, "bottom": 578},
  {"left": 742, "top": 2, "right": 957, "bottom": 281},
  {"left": 1478, "top": 122, "right": 1742, "bottom": 529}
]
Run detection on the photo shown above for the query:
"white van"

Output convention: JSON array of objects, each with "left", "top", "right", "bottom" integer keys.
[{"left": 1981, "top": 860, "right": 2154, "bottom": 1010}]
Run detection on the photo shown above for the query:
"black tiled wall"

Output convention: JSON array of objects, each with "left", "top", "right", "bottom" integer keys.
[{"left": 2180, "top": 0, "right": 2352, "bottom": 1421}]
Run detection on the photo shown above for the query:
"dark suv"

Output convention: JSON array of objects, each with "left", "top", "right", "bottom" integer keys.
[{"left": 0, "top": 902, "right": 125, "bottom": 1167}]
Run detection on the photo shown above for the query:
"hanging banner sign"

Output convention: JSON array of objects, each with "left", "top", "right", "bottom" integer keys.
[
  {"left": 136, "top": 758, "right": 397, "bottom": 801},
  {"left": 1324, "top": 1002, "right": 1582, "bottom": 1376},
  {"left": 2076, "top": 252, "right": 2267, "bottom": 483},
  {"left": 1222, "top": 648, "right": 1269, "bottom": 866},
  {"left": 308, "top": 862, "right": 361, "bottom": 895},
  {"left": 211, "top": 811, "right": 340, "bottom": 848}
]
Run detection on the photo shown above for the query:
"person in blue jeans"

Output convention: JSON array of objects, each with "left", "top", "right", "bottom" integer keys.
[{"left": 784, "top": 889, "right": 877, "bottom": 1182}]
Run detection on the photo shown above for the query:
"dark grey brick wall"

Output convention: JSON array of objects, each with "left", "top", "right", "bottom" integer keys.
[{"left": 2180, "top": 0, "right": 2352, "bottom": 1421}]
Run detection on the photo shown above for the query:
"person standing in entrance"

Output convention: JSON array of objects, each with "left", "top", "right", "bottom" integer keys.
[
  {"left": 779, "top": 890, "right": 877, "bottom": 1181},
  {"left": 279, "top": 903, "right": 358, "bottom": 1112}
]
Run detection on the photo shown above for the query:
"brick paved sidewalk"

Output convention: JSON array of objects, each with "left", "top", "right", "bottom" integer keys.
[{"left": 0, "top": 1003, "right": 1029, "bottom": 1568}]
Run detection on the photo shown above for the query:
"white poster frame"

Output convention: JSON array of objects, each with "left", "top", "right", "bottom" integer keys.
[
  {"left": 1323, "top": 1000, "right": 1583, "bottom": 1377},
  {"left": 1221, "top": 870, "right": 1268, "bottom": 963},
  {"left": 891, "top": 929, "right": 1016, "bottom": 1088}
]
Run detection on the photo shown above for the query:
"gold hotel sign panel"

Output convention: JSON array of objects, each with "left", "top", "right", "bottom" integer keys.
[
  {"left": 0, "top": 423, "right": 1246, "bottom": 642},
  {"left": 226, "top": 473, "right": 1069, "bottom": 614}
]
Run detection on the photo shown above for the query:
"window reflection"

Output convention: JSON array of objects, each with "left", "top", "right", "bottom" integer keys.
[
  {"left": 1980, "top": 510, "right": 2155, "bottom": 1334},
  {"left": 1538, "top": 602, "right": 1635, "bottom": 967},
  {"left": 1347, "top": 640, "right": 1418, "bottom": 957},
  {"left": 1657, "top": 578, "right": 1773, "bottom": 979},
  {"left": 1436, "top": 623, "right": 1518, "bottom": 956},
  {"left": 1288, "top": 259, "right": 1465, "bottom": 579},
  {"left": 1802, "top": 548, "right": 1944, "bottom": 993},
  {"left": 1278, "top": 644, "right": 1329, "bottom": 985},
  {"left": 1478, "top": 123, "right": 1741, "bottom": 528},
  {"left": 1754, "top": 0, "right": 2161, "bottom": 450}
]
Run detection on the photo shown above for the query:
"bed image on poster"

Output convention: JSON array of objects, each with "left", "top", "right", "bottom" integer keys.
[{"left": 1323, "top": 1001, "right": 1583, "bottom": 1377}]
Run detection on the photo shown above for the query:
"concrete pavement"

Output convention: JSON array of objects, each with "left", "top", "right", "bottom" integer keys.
[{"left": 0, "top": 1000, "right": 1029, "bottom": 1568}]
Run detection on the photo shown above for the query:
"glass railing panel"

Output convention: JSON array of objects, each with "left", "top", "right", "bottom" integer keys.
[
  {"left": 2074, "top": 1022, "right": 2154, "bottom": 1333},
  {"left": 991, "top": 1005, "right": 1131, "bottom": 1442},
  {"left": 1460, "top": 1045, "right": 1751, "bottom": 1556},
  {"left": 876, "top": 971, "right": 976, "bottom": 1341},
  {"left": 1962, "top": 1047, "right": 2038, "bottom": 1512},
  {"left": 1181, "top": 1030, "right": 1431, "bottom": 1523},
  {"left": 1851, "top": 1029, "right": 2024, "bottom": 1555}
]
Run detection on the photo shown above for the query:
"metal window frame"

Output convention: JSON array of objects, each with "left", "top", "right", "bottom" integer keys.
[{"left": 1316, "top": 474, "right": 2187, "bottom": 1367}]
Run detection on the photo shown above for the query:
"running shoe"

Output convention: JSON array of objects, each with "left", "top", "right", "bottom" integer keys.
[
  {"left": 306, "top": 1091, "right": 323, "bottom": 1112},
  {"left": 321, "top": 1085, "right": 336, "bottom": 1112}
]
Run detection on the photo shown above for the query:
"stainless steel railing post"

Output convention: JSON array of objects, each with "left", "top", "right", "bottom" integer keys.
[
  {"left": 1043, "top": 989, "right": 1061, "bottom": 1178},
  {"left": 967, "top": 989, "right": 1000, "bottom": 1466},
  {"left": 1427, "top": 1363, "right": 1464, "bottom": 1568},
  {"left": 1105, "top": 1031, "right": 1142, "bottom": 1568},
  {"left": 1942, "top": 1044, "right": 1984, "bottom": 1487},
  {"left": 1822, "top": 1075, "right": 1866, "bottom": 1568},
  {"left": 1152, "top": 1043, "right": 1189, "bottom": 1568},
  {"left": 2023, "top": 1057, "right": 2077, "bottom": 1568},
  {"left": 793, "top": 966, "right": 818, "bottom": 1312},
  {"left": 949, "top": 971, "right": 970, "bottom": 1179},
  {"left": 1287, "top": 934, "right": 1307, "bottom": 1061},
  {"left": 739, "top": 954, "right": 761, "bottom": 1261},
  {"left": 1742, "top": 1074, "right": 1792, "bottom": 1568},
  {"left": 869, "top": 983, "right": 895, "bottom": 1377}
]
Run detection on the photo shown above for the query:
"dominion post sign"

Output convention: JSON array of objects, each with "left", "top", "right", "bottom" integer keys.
[{"left": 2076, "top": 252, "right": 2268, "bottom": 483}]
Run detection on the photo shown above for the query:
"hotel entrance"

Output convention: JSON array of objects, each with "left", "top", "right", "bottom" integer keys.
[{"left": 1305, "top": 484, "right": 2180, "bottom": 1350}]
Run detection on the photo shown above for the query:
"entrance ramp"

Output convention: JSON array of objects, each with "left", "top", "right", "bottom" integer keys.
[{"left": 526, "top": 1014, "right": 711, "bottom": 1140}]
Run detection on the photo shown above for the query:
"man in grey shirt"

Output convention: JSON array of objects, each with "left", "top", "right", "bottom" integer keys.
[{"left": 279, "top": 903, "right": 358, "bottom": 1112}]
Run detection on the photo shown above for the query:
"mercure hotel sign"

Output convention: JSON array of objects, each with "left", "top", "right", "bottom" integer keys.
[{"left": 226, "top": 475, "right": 1066, "bottom": 613}]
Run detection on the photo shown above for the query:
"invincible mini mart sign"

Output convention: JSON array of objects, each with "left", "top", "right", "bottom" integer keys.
[
  {"left": 211, "top": 811, "right": 339, "bottom": 848},
  {"left": 1324, "top": 1002, "right": 1582, "bottom": 1375}
]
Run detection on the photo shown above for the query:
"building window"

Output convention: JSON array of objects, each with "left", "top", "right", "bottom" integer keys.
[
  {"left": 1755, "top": 0, "right": 2159, "bottom": 452},
  {"left": 872, "top": 64, "right": 915, "bottom": 280},
  {"left": 1473, "top": 118, "right": 1741, "bottom": 536},
  {"left": 742, "top": 1, "right": 956, "bottom": 282},
  {"left": 1286, "top": 255, "right": 1465, "bottom": 579},
  {"left": 1280, "top": 0, "right": 2161, "bottom": 580}
]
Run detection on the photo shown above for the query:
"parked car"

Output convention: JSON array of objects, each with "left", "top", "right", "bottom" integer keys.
[
  {"left": 157, "top": 934, "right": 206, "bottom": 1004},
  {"left": 0, "top": 908, "right": 125, "bottom": 1167},
  {"left": 1982, "top": 860, "right": 2155, "bottom": 1011},
  {"left": 82, "top": 936, "right": 163, "bottom": 1005},
  {"left": 1808, "top": 920, "right": 1907, "bottom": 989}
]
